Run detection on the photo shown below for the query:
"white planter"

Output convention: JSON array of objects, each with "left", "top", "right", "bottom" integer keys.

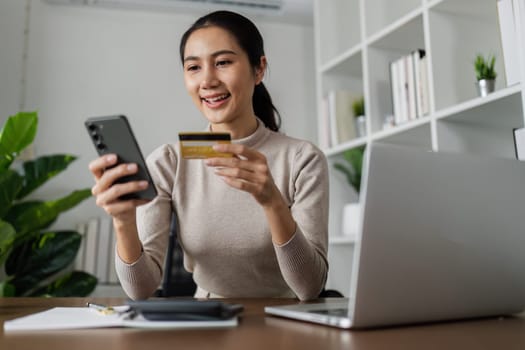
[
  {"left": 355, "top": 115, "right": 366, "bottom": 137},
  {"left": 476, "top": 79, "right": 496, "bottom": 97},
  {"left": 342, "top": 203, "right": 361, "bottom": 236}
]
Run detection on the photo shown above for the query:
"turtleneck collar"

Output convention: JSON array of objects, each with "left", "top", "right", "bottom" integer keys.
[{"left": 207, "top": 117, "right": 270, "bottom": 148}]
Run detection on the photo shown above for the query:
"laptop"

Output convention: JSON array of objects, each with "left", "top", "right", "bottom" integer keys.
[{"left": 265, "top": 142, "right": 525, "bottom": 329}]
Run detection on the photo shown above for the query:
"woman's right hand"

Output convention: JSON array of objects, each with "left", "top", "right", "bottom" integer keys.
[{"left": 89, "top": 154, "right": 151, "bottom": 222}]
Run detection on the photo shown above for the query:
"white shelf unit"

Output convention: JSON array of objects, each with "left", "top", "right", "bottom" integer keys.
[
  {"left": 316, "top": 0, "right": 525, "bottom": 238},
  {"left": 315, "top": 0, "right": 525, "bottom": 293}
]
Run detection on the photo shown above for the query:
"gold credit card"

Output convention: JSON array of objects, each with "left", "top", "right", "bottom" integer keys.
[{"left": 179, "top": 132, "right": 232, "bottom": 159}]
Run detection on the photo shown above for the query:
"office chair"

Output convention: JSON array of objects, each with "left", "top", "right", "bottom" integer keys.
[
  {"left": 155, "top": 214, "right": 197, "bottom": 297},
  {"left": 156, "top": 213, "right": 343, "bottom": 298}
]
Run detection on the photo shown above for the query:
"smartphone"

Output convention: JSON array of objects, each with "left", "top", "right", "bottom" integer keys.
[{"left": 85, "top": 115, "right": 157, "bottom": 200}]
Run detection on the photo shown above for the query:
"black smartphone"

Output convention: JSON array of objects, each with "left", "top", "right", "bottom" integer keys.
[{"left": 85, "top": 115, "right": 157, "bottom": 200}]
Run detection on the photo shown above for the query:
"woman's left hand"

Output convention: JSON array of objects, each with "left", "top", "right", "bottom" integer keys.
[{"left": 204, "top": 143, "right": 280, "bottom": 207}]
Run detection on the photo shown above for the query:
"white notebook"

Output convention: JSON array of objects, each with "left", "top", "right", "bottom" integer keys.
[{"left": 4, "top": 306, "right": 237, "bottom": 332}]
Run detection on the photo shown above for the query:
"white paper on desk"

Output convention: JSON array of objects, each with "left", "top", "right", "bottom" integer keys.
[{"left": 4, "top": 307, "right": 238, "bottom": 332}]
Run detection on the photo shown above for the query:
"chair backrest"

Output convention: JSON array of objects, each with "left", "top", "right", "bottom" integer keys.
[{"left": 157, "top": 214, "right": 197, "bottom": 297}]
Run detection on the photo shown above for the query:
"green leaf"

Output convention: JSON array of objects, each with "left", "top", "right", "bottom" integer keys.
[
  {"left": 0, "top": 281, "right": 16, "bottom": 297},
  {"left": 474, "top": 54, "right": 497, "bottom": 81},
  {"left": 0, "top": 169, "right": 23, "bottom": 218},
  {"left": 31, "top": 271, "right": 97, "bottom": 297},
  {"left": 6, "top": 231, "right": 81, "bottom": 296},
  {"left": 50, "top": 188, "right": 92, "bottom": 213},
  {"left": 334, "top": 146, "right": 365, "bottom": 194},
  {"left": 6, "top": 189, "right": 92, "bottom": 235},
  {"left": 0, "top": 112, "right": 38, "bottom": 170},
  {"left": 6, "top": 201, "right": 58, "bottom": 236},
  {"left": 17, "top": 154, "right": 78, "bottom": 199},
  {"left": 0, "top": 219, "right": 17, "bottom": 266}
]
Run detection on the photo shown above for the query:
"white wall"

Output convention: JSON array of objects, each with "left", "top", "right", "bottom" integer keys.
[
  {"left": 1, "top": 0, "right": 316, "bottom": 229},
  {"left": 0, "top": 0, "right": 26, "bottom": 117}
]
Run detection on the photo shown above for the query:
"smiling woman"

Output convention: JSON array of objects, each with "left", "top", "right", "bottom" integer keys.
[{"left": 88, "top": 10, "right": 329, "bottom": 301}]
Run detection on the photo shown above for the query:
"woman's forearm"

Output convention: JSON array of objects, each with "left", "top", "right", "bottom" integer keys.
[
  {"left": 263, "top": 191, "right": 297, "bottom": 245},
  {"left": 113, "top": 217, "right": 143, "bottom": 264}
]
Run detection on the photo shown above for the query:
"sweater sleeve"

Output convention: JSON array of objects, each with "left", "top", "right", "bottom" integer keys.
[
  {"left": 115, "top": 145, "right": 176, "bottom": 300},
  {"left": 273, "top": 143, "right": 329, "bottom": 301}
]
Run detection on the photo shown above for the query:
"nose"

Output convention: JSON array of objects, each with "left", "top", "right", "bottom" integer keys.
[{"left": 200, "top": 66, "right": 219, "bottom": 89}]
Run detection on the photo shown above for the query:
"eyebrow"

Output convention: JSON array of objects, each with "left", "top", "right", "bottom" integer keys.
[{"left": 183, "top": 50, "right": 238, "bottom": 63}]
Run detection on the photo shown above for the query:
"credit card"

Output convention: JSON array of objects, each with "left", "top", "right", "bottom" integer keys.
[{"left": 179, "top": 132, "right": 232, "bottom": 159}]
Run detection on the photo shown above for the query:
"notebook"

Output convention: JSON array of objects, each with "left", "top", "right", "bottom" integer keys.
[
  {"left": 265, "top": 142, "right": 525, "bottom": 329},
  {"left": 4, "top": 305, "right": 237, "bottom": 332}
]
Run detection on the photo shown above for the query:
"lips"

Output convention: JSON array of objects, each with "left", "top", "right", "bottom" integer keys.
[
  {"left": 202, "top": 93, "right": 230, "bottom": 103},
  {"left": 201, "top": 93, "right": 231, "bottom": 108}
]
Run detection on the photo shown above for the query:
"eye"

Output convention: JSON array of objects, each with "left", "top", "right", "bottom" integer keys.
[
  {"left": 186, "top": 65, "right": 200, "bottom": 72},
  {"left": 216, "top": 60, "right": 232, "bottom": 67}
]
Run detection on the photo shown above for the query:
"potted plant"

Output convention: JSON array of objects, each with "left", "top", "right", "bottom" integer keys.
[
  {"left": 474, "top": 53, "right": 497, "bottom": 97},
  {"left": 352, "top": 97, "right": 366, "bottom": 138},
  {"left": 0, "top": 111, "right": 97, "bottom": 296},
  {"left": 333, "top": 145, "right": 365, "bottom": 237}
]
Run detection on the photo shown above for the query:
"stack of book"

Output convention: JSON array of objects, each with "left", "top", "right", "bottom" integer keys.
[
  {"left": 319, "top": 90, "right": 362, "bottom": 149},
  {"left": 74, "top": 216, "right": 119, "bottom": 285},
  {"left": 389, "top": 49, "right": 430, "bottom": 126}
]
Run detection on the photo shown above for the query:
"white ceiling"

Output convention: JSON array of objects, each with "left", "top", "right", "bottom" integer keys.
[{"left": 43, "top": 0, "right": 315, "bottom": 25}]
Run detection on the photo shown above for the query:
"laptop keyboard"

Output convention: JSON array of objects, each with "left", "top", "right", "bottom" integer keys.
[{"left": 308, "top": 308, "right": 349, "bottom": 317}]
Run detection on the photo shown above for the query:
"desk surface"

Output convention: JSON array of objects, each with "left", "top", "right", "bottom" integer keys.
[{"left": 1, "top": 297, "right": 525, "bottom": 350}]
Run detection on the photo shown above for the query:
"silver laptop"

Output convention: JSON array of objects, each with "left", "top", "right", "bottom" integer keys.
[{"left": 265, "top": 142, "right": 525, "bottom": 329}]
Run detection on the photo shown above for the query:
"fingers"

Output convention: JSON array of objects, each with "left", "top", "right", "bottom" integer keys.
[
  {"left": 212, "top": 164, "right": 266, "bottom": 184},
  {"left": 99, "top": 198, "right": 151, "bottom": 217},
  {"left": 91, "top": 163, "right": 139, "bottom": 196},
  {"left": 95, "top": 180, "right": 149, "bottom": 206},
  {"left": 88, "top": 154, "right": 117, "bottom": 179},
  {"left": 212, "top": 143, "right": 264, "bottom": 161},
  {"left": 205, "top": 144, "right": 267, "bottom": 171}
]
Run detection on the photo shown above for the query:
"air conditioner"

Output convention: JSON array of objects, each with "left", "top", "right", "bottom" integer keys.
[{"left": 43, "top": 0, "right": 284, "bottom": 16}]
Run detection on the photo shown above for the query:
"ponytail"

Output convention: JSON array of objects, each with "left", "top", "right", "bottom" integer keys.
[{"left": 254, "top": 83, "right": 280, "bottom": 132}]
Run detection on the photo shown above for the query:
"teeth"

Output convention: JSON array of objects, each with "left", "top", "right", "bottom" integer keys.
[{"left": 205, "top": 94, "right": 229, "bottom": 102}]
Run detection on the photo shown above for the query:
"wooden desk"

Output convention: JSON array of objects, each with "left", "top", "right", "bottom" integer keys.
[{"left": 1, "top": 297, "right": 525, "bottom": 350}]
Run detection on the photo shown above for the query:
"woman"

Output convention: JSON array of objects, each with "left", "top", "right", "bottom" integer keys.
[{"left": 89, "top": 10, "right": 329, "bottom": 301}]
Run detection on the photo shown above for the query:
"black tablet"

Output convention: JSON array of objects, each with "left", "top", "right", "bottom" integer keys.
[{"left": 126, "top": 300, "right": 243, "bottom": 321}]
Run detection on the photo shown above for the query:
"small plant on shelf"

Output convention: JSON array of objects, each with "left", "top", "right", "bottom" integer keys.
[
  {"left": 474, "top": 53, "right": 497, "bottom": 81},
  {"left": 473, "top": 54, "right": 497, "bottom": 97},
  {"left": 352, "top": 97, "right": 365, "bottom": 118},
  {"left": 352, "top": 97, "right": 366, "bottom": 138}
]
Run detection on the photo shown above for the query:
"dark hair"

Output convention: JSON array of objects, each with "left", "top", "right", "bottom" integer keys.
[{"left": 179, "top": 10, "right": 281, "bottom": 132}]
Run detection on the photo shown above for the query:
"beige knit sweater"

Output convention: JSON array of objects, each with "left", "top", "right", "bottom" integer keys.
[{"left": 115, "top": 121, "right": 329, "bottom": 301}]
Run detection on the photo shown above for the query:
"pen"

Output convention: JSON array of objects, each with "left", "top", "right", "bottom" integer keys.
[{"left": 86, "top": 302, "right": 116, "bottom": 315}]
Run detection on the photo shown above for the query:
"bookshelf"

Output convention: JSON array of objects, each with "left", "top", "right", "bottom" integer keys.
[{"left": 314, "top": 0, "right": 525, "bottom": 293}]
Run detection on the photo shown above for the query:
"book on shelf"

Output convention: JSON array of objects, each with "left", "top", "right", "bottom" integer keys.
[
  {"left": 107, "top": 220, "right": 119, "bottom": 284},
  {"left": 74, "top": 222, "right": 87, "bottom": 271},
  {"left": 498, "top": 0, "right": 521, "bottom": 87},
  {"left": 405, "top": 54, "right": 417, "bottom": 121},
  {"left": 325, "top": 90, "right": 359, "bottom": 146},
  {"left": 389, "top": 49, "right": 430, "bottom": 127},
  {"left": 95, "top": 216, "right": 113, "bottom": 284},
  {"left": 83, "top": 217, "right": 100, "bottom": 276},
  {"left": 318, "top": 96, "right": 332, "bottom": 149}
]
